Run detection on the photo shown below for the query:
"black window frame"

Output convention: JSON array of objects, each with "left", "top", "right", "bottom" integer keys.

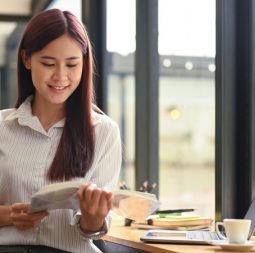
[{"left": 216, "top": 0, "right": 255, "bottom": 219}]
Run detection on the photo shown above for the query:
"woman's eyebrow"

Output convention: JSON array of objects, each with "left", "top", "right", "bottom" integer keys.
[{"left": 40, "top": 56, "right": 81, "bottom": 60}]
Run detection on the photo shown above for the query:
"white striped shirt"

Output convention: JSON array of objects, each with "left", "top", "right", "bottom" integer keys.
[{"left": 0, "top": 96, "right": 122, "bottom": 253}]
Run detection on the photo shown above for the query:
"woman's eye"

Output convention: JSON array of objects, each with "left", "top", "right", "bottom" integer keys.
[
  {"left": 42, "top": 63, "right": 54, "bottom": 67},
  {"left": 67, "top": 64, "right": 78, "bottom": 68}
]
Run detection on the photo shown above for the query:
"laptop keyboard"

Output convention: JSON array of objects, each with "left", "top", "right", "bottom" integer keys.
[{"left": 187, "top": 231, "right": 220, "bottom": 241}]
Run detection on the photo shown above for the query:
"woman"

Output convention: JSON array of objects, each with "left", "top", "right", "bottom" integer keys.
[{"left": 0, "top": 9, "right": 121, "bottom": 253}]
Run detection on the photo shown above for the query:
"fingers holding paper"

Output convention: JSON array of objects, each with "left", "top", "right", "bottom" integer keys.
[
  {"left": 10, "top": 203, "right": 48, "bottom": 230},
  {"left": 77, "top": 183, "right": 113, "bottom": 232}
]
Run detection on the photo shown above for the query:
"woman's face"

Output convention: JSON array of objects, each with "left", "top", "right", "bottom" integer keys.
[{"left": 23, "top": 33, "right": 83, "bottom": 108}]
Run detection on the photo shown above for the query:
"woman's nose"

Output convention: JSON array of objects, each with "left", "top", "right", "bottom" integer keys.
[{"left": 52, "top": 66, "right": 68, "bottom": 82}]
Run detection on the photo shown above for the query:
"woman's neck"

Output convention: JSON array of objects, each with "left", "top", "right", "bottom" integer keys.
[{"left": 32, "top": 100, "right": 65, "bottom": 131}]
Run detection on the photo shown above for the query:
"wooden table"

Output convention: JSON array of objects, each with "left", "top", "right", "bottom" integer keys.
[{"left": 102, "top": 218, "right": 255, "bottom": 253}]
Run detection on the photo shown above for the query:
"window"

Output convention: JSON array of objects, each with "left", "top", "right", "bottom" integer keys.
[{"left": 107, "top": 0, "right": 215, "bottom": 218}]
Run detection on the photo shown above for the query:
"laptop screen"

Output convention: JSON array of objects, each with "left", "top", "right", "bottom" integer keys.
[{"left": 244, "top": 197, "right": 255, "bottom": 238}]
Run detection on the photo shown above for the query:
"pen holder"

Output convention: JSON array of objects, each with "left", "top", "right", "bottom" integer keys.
[{"left": 124, "top": 218, "right": 133, "bottom": 226}]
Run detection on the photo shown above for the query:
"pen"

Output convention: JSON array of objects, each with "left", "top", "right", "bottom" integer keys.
[{"left": 155, "top": 208, "right": 195, "bottom": 214}]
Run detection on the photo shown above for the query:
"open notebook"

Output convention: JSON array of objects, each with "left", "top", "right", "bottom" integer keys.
[{"left": 140, "top": 197, "right": 255, "bottom": 244}]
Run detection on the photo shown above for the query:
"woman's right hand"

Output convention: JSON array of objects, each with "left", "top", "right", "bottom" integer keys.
[{"left": 10, "top": 203, "right": 48, "bottom": 230}]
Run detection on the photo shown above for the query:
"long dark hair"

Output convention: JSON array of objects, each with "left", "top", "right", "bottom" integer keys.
[{"left": 16, "top": 9, "right": 95, "bottom": 181}]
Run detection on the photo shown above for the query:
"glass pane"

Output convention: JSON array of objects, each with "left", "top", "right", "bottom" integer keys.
[
  {"left": 0, "top": 22, "right": 20, "bottom": 109},
  {"left": 159, "top": 0, "right": 215, "bottom": 217},
  {"left": 107, "top": 0, "right": 136, "bottom": 190},
  {"left": 106, "top": 0, "right": 135, "bottom": 56}
]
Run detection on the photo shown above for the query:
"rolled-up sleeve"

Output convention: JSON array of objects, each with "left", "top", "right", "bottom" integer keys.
[{"left": 71, "top": 116, "right": 122, "bottom": 240}]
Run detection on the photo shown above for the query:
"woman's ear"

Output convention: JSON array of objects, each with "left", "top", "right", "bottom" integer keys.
[{"left": 21, "top": 50, "right": 31, "bottom": 69}]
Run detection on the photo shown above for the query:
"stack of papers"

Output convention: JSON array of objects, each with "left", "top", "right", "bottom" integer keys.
[
  {"left": 131, "top": 214, "right": 213, "bottom": 230},
  {"left": 29, "top": 181, "right": 161, "bottom": 221}
]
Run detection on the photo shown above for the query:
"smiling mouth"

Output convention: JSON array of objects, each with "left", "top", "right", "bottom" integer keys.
[{"left": 48, "top": 85, "right": 69, "bottom": 90}]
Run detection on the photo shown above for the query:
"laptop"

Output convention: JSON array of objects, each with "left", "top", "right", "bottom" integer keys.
[{"left": 140, "top": 197, "right": 255, "bottom": 244}]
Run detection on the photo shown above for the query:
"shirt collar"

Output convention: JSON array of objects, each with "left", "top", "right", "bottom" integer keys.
[
  {"left": 16, "top": 96, "right": 52, "bottom": 135},
  {"left": 5, "top": 96, "right": 101, "bottom": 128}
]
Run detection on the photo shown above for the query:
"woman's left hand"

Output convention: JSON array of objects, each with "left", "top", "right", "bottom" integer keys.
[{"left": 77, "top": 182, "right": 113, "bottom": 232}]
